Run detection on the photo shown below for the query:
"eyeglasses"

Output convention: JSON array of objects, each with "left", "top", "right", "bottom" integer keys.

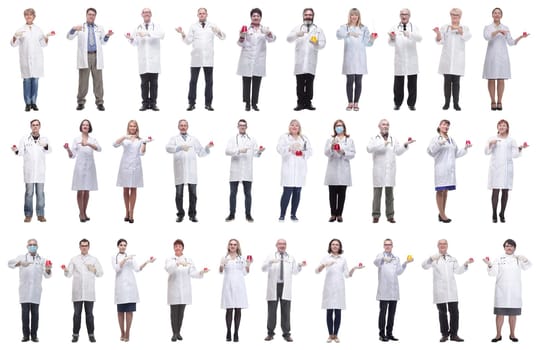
[
  {"left": 400, "top": 13, "right": 410, "bottom": 16},
  {"left": 28, "top": 244, "right": 37, "bottom": 247},
  {"left": 450, "top": 13, "right": 460, "bottom": 16},
  {"left": 80, "top": 245, "right": 89, "bottom": 248},
  {"left": 384, "top": 244, "right": 393, "bottom": 246},
  {"left": 238, "top": 124, "right": 247, "bottom": 127}
]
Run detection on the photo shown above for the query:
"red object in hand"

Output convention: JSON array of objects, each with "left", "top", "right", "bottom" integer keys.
[
  {"left": 126, "top": 32, "right": 131, "bottom": 37},
  {"left": 259, "top": 145, "right": 264, "bottom": 150},
  {"left": 45, "top": 260, "right": 52, "bottom": 267},
  {"left": 241, "top": 25, "right": 248, "bottom": 33},
  {"left": 391, "top": 31, "right": 395, "bottom": 35},
  {"left": 108, "top": 30, "right": 113, "bottom": 35},
  {"left": 302, "top": 260, "right": 306, "bottom": 265},
  {"left": 246, "top": 255, "right": 253, "bottom": 262},
  {"left": 295, "top": 150, "right": 303, "bottom": 156},
  {"left": 64, "top": 143, "right": 69, "bottom": 149},
  {"left": 50, "top": 31, "right": 56, "bottom": 36},
  {"left": 433, "top": 27, "right": 439, "bottom": 31},
  {"left": 150, "top": 256, "right": 154, "bottom": 260},
  {"left": 203, "top": 267, "right": 209, "bottom": 272},
  {"left": 358, "top": 262, "right": 363, "bottom": 267},
  {"left": 148, "top": 136, "right": 152, "bottom": 141},
  {"left": 485, "top": 256, "right": 490, "bottom": 261},
  {"left": 523, "top": 142, "right": 528, "bottom": 147},
  {"left": 523, "top": 32, "right": 528, "bottom": 36},
  {"left": 465, "top": 140, "right": 471, "bottom": 145},
  {"left": 12, "top": 144, "right": 17, "bottom": 148},
  {"left": 61, "top": 264, "right": 66, "bottom": 269},
  {"left": 209, "top": 141, "right": 214, "bottom": 146},
  {"left": 333, "top": 143, "right": 340, "bottom": 151},
  {"left": 408, "top": 137, "right": 413, "bottom": 142},
  {"left": 468, "top": 258, "right": 474, "bottom": 263},
  {"left": 372, "top": 32, "right": 378, "bottom": 38}
]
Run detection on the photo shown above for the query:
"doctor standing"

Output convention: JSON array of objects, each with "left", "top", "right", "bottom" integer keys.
[
  {"left": 422, "top": 239, "right": 471, "bottom": 342},
  {"left": 67, "top": 7, "right": 111, "bottom": 111},
  {"left": 484, "top": 239, "right": 532, "bottom": 342},
  {"left": 236, "top": 8, "right": 276, "bottom": 111},
  {"left": 165, "top": 239, "right": 208, "bottom": 342},
  {"left": 8, "top": 238, "right": 52, "bottom": 342},
  {"left": 166, "top": 119, "right": 213, "bottom": 223},
  {"left": 62, "top": 238, "right": 103, "bottom": 343},
  {"left": 225, "top": 119, "right": 263, "bottom": 222},
  {"left": 176, "top": 8, "right": 226, "bottom": 111},
  {"left": 287, "top": 8, "right": 326, "bottom": 111},
  {"left": 126, "top": 8, "right": 164, "bottom": 111},
  {"left": 389, "top": 8, "right": 422, "bottom": 111}
]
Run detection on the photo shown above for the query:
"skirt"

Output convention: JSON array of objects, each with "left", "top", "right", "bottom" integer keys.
[
  {"left": 117, "top": 303, "right": 137, "bottom": 312},
  {"left": 435, "top": 185, "right": 456, "bottom": 191},
  {"left": 494, "top": 307, "right": 521, "bottom": 316}
]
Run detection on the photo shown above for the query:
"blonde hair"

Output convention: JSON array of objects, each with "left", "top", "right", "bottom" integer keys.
[
  {"left": 288, "top": 119, "right": 302, "bottom": 136},
  {"left": 23, "top": 8, "right": 36, "bottom": 17},
  {"left": 126, "top": 120, "right": 140, "bottom": 138},
  {"left": 347, "top": 8, "right": 362, "bottom": 27},
  {"left": 227, "top": 239, "right": 242, "bottom": 256}
]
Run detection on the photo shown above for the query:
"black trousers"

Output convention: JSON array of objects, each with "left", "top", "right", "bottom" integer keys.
[
  {"left": 175, "top": 184, "right": 197, "bottom": 218},
  {"left": 437, "top": 302, "right": 459, "bottom": 337},
  {"left": 295, "top": 73, "right": 315, "bottom": 108},
  {"left": 443, "top": 74, "right": 460, "bottom": 106},
  {"left": 73, "top": 301, "right": 95, "bottom": 336},
  {"left": 267, "top": 283, "right": 291, "bottom": 337},
  {"left": 346, "top": 74, "right": 363, "bottom": 103},
  {"left": 188, "top": 66, "right": 213, "bottom": 106},
  {"left": 170, "top": 304, "right": 186, "bottom": 336},
  {"left": 328, "top": 185, "right": 347, "bottom": 216},
  {"left": 21, "top": 303, "right": 39, "bottom": 338},
  {"left": 229, "top": 181, "right": 252, "bottom": 216},
  {"left": 280, "top": 187, "right": 301, "bottom": 217},
  {"left": 378, "top": 300, "right": 397, "bottom": 337},
  {"left": 393, "top": 74, "right": 417, "bottom": 107},
  {"left": 140, "top": 73, "right": 159, "bottom": 107},
  {"left": 242, "top": 76, "right": 262, "bottom": 105},
  {"left": 326, "top": 309, "right": 342, "bottom": 335}
]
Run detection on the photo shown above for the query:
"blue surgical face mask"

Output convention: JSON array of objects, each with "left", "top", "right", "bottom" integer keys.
[
  {"left": 28, "top": 245, "right": 37, "bottom": 254},
  {"left": 335, "top": 126, "right": 344, "bottom": 134}
]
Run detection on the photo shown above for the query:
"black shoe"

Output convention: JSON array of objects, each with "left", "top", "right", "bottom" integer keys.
[
  {"left": 246, "top": 215, "right": 254, "bottom": 223},
  {"left": 440, "top": 336, "right": 448, "bottom": 342},
  {"left": 293, "top": 105, "right": 303, "bottom": 111},
  {"left": 305, "top": 105, "right": 316, "bottom": 110},
  {"left": 226, "top": 331, "right": 232, "bottom": 342},
  {"left": 408, "top": 105, "right": 416, "bottom": 111},
  {"left": 186, "top": 105, "right": 195, "bottom": 111},
  {"left": 233, "top": 334, "right": 239, "bottom": 342},
  {"left": 264, "top": 335, "right": 274, "bottom": 341},
  {"left": 176, "top": 216, "right": 184, "bottom": 222},
  {"left": 89, "top": 335, "right": 96, "bottom": 342},
  {"left": 387, "top": 217, "right": 396, "bottom": 223},
  {"left": 329, "top": 216, "right": 336, "bottom": 222},
  {"left": 491, "top": 336, "right": 502, "bottom": 342},
  {"left": 139, "top": 105, "right": 148, "bottom": 111},
  {"left": 283, "top": 335, "right": 293, "bottom": 342},
  {"left": 290, "top": 215, "right": 299, "bottom": 221},
  {"left": 438, "top": 214, "right": 451, "bottom": 223},
  {"left": 393, "top": 105, "right": 400, "bottom": 110},
  {"left": 205, "top": 105, "right": 214, "bottom": 111},
  {"left": 379, "top": 336, "right": 389, "bottom": 342},
  {"left": 442, "top": 103, "right": 450, "bottom": 110},
  {"left": 453, "top": 104, "right": 461, "bottom": 111},
  {"left": 31, "top": 104, "right": 39, "bottom": 111},
  {"left": 97, "top": 104, "right": 105, "bottom": 111},
  {"left": 128, "top": 218, "right": 134, "bottom": 224},
  {"left": 245, "top": 103, "right": 250, "bottom": 111},
  {"left": 76, "top": 104, "right": 85, "bottom": 110},
  {"left": 22, "top": 336, "right": 30, "bottom": 342},
  {"left": 189, "top": 216, "right": 198, "bottom": 222},
  {"left": 151, "top": 105, "right": 160, "bottom": 111},
  {"left": 176, "top": 334, "right": 183, "bottom": 341},
  {"left": 387, "top": 335, "right": 399, "bottom": 341},
  {"left": 124, "top": 217, "right": 129, "bottom": 222},
  {"left": 25, "top": 104, "right": 31, "bottom": 112},
  {"left": 337, "top": 216, "right": 343, "bottom": 222},
  {"left": 225, "top": 214, "right": 235, "bottom": 222},
  {"left": 509, "top": 336, "right": 518, "bottom": 342},
  {"left": 499, "top": 213, "right": 506, "bottom": 223},
  {"left": 492, "top": 214, "right": 497, "bottom": 223},
  {"left": 252, "top": 104, "right": 259, "bottom": 111},
  {"left": 171, "top": 336, "right": 177, "bottom": 342},
  {"left": 496, "top": 103, "right": 502, "bottom": 111},
  {"left": 450, "top": 335, "right": 464, "bottom": 342},
  {"left": 31, "top": 336, "right": 39, "bottom": 342},
  {"left": 72, "top": 335, "right": 79, "bottom": 342}
]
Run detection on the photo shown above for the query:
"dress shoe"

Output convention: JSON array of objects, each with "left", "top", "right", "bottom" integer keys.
[
  {"left": 337, "top": 216, "right": 343, "bottom": 222},
  {"left": 387, "top": 217, "right": 396, "bottom": 223},
  {"left": 278, "top": 216, "right": 285, "bottom": 221},
  {"left": 89, "top": 335, "right": 96, "bottom": 342},
  {"left": 305, "top": 105, "right": 316, "bottom": 110},
  {"left": 225, "top": 214, "right": 235, "bottom": 222},
  {"left": 245, "top": 103, "right": 250, "bottom": 111},
  {"left": 491, "top": 102, "right": 497, "bottom": 111},
  {"left": 233, "top": 334, "right": 239, "bottom": 342},
  {"left": 329, "top": 216, "right": 336, "bottom": 222},
  {"left": 226, "top": 331, "right": 232, "bottom": 342},
  {"left": 453, "top": 104, "right": 461, "bottom": 111},
  {"left": 72, "top": 335, "right": 79, "bottom": 342},
  {"left": 442, "top": 103, "right": 450, "bottom": 110},
  {"left": 293, "top": 105, "right": 303, "bottom": 111},
  {"left": 509, "top": 336, "right": 518, "bottom": 342},
  {"left": 438, "top": 214, "right": 451, "bottom": 223},
  {"left": 171, "top": 336, "right": 177, "bottom": 342},
  {"left": 151, "top": 105, "right": 160, "bottom": 111},
  {"left": 408, "top": 105, "right": 416, "bottom": 111},
  {"left": 22, "top": 336, "right": 30, "bottom": 342},
  {"left": 139, "top": 105, "right": 148, "bottom": 111},
  {"left": 379, "top": 336, "right": 389, "bottom": 342},
  {"left": 24, "top": 216, "right": 32, "bottom": 223},
  {"left": 252, "top": 104, "right": 259, "bottom": 111},
  {"left": 496, "top": 103, "right": 502, "bottom": 111},
  {"left": 25, "top": 104, "right": 31, "bottom": 112},
  {"left": 31, "top": 336, "right": 39, "bottom": 342},
  {"left": 491, "top": 336, "right": 502, "bottom": 342},
  {"left": 264, "top": 335, "right": 273, "bottom": 341},
  {"left": 290, "top": 215, "right": 299, "bottom": 221},
  {"left": 176, "top": 334, "right": 183, "bottom": 341},
  {"left": 37, "top": 216, "right": 46, "bottom": 222},
  {"left": 373, "top": 217, "right": 379, "bottom": 223},
  {"left": 186, "top": 105, "right": 195, "bottom": 111},
  {"left": 246, "top": 215, "right": 254, "bottom": 223},
  {"left": 189, "top": 216, "right": 198, "bottom": 222},
  {"left": 393, "top": 105, "right": 400, "bottom": 110},
  {"left": 31, "top": 104, "right": 39, "bottom": 111},
  {"left": 128, "top": 218, "right": 134, "bottom": 224},
  {"left": 124, "top": 217, "right": 129, "bottom": 222},
  {"left": 205, "top": 105, "right": 214, "bottom": 111},
  {"left": 440, "top": 336, "right": 448, "bottom": 342},
  {"left": 387, "top": 335, "right": 399, "bottom": 341},
  {"left": 176, "top": 216, "right": 184, "bottom": 223},
  {"left": 450, "top": 335, "right": 464, "bottom": 342},
  {"left": 283, "top": 335, "right": 293, "bottom": 342},
  {"left": 76, "top": 104, "right": 85, "bottom": 110},
  {"left": 499, "top": 213, "right": 506, "bottom": 223},
  {"left": 492, "top": 214, "right": 497, "bottom": 223},
  {"left": 97, "top": 104, "right": 105, "bottom": 111}
]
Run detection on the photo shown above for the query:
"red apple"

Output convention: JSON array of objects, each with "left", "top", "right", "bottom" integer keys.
[
  {"left": 12, "top": 144, "right": 17, "bottom": 148},
  {"left": 468, "top": 258, "right": 474, "bottom": 263},
  {"left": 391, "top": 31, "right": 395, "bottom": 35},
  {"left": 246, "top": 255, "right": 253, "bottom": 262},
  {"left": 63, "top": 143, "right": 69, "bottom": 149},
  {"left": 203, "top": 267, "right": 209, "bottom": 272},
  {"left": 358, "top": 262, "right": 363, "bottom": 267},
  {"left": 259, "top": 145, "right": 264, "bottom": 150},
  {"left": 333, "top": 143, "right": 340, "bottom": 151},
  {"left": 126, "top": 32, "right": 131, "bottom": 37},
  {"left": 485, "top": 256, "right": 490, "bottom": 261},
  {"left": 408, "top": 137, "right": 413, "bottom": 142},
  {"left": 108, "top": 30, "right": 113, "bottom": 35},
  {"left": 241, "top": 25, "right": 248, "bottom": 33},
  {"left": 523, "top": 32, "right": 528, "bottom": 36},
  {"left": 50, "top": 31, "right": 56, "bottom": 36},
  {"left": 465, "top": 140, "right": 471, "bottom": 145},
  {"left": 523, "top": 142, "right": 528, "bottom": 147},
  {"left": 61, "top": 264, "right": 66, "bottom": 269},
  {"left": 45, "top": 260, "right": 52, "bottom": 267},
  {"left": 302, "top": 260, "right": 306, "bottom": 265},
  {"left": 372, "top": 32, "right": 378, "bottom": 38},
  {"left": 209, "top": 141, "right": 214, "bottom": 146},
  {"left": 295, "top": 150, "right": 303, "bottom": 156},
  {"left": 148, "top": 136, "right": 152, "bottom": 141},
  {"left": 150, "top": 256, "right": 154, "bottom": 260}
]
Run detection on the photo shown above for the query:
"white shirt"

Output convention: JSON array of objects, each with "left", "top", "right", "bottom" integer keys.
[
  {"left": 165, "top": 134, "right": 210, "bottom": 185},
  {"left": 18, "top": 134, "right": 50, "bottom": 183},
  {"left": 367, "top": 134, "right": 408, "bottom": 187},
  {"left": 374, "top": 252, "right": 406, "bottom": 301},
  {"left": 130, "top": 22, "right": 164, "bottom": 74},
  {"left": 388, "top": 22, "right": 422, "bottom": 75},
  {"left": 277, "top": 134, "right": 312, "bottom": 187},
  {"left": 286, "top": 24, "right": 326, "bottom": 75},
  {"left": 165, "top": 255, "right": 202, "bottom": 305},
  {"left": 8, "top": 253, "right": 51, "bottom": 304},
  {"left": 11, "top": 24, "right": 47, "bottom": 78},
  {"left": 225, "top": 133, "right": 261, "bottom": 182},
  {"left": 236, "top": 25, "right": 276, "bottom": 77},
  {"left": 324, "top": 136, "right": 356, "bottom": 186},
  {"left": 183, "top": 21, "right": 226, "bottom": 67},
  {"left": 262, "top": 252, "right": 301, "bottom": 301},
  {"left": 488, "top": 254, "right": 532, "bottom": 308},
  {"left": 64, "top": 254, "right": 103, "bottom": 302},
  {"left": 422, "top": 254, "right": 467, "bottom": 304}
]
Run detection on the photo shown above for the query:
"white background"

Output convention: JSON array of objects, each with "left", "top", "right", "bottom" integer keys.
[{"left": 1, "top": 0, "right": 538, "bottom": 349}]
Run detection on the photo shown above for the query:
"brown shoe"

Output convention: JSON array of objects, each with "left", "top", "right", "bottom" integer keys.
[
  {"left": 372, "top": 217, "right": 379, "bottom": 223},
  {"left": 264, "top": 335, "right": 273, "bottom": 341},
  {"left": 37, "top": 216, "right": 47, "bottom": 222},
  {"left": 450, "top": 335, "right": 464, "bottom": 342},
  {"left": 387, "top": 217, "right": 396, "bottom": 223},
  {"left": 24, "top": 216, "right": 32, "bottom": 223}
]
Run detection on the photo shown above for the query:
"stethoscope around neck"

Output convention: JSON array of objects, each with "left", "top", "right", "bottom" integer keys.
[
  {"left": 137, "top": 23, "right": 155, "bottom": 31},
  {"left": 376, "top": 134, "right": 393, "bottom": 145},
  {"left": 300, "top": 23, "right": 317, "bottom": 33},
  {"left": 236, "top": 134, "right": 251, "bottom": 146},
  {"left": 397, "top": 22, "right": 413, "bottom": 31}
]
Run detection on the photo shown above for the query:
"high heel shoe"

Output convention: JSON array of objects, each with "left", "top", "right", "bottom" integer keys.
[
  {"left": 124, "top": 217, "right": 129, "bottom": 222},
  {"left": 496, "top": 103, "right": 502, "bottom": 111},
  {"left": 492, "top": 214, "right": 497, "bottom": 223},
  {"left": 128, "top": 217, "right": 134, "bottom": 224},
  {"left": 499, "top": 213, "right": 505, "bottom": 223},
  {"left": 491, "top": 103, "right": 497, "bottom": 111},
  {"left": 438, "top": 214, "right": 452, "bottom": 223}
]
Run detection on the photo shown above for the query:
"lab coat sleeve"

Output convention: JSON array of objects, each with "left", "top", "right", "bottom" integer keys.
[
  {"left": 342, "top": 138, "right": 356, "bottom": 160},
  {"left": 455, "top": 145, "right": 467, "bottom": 158},
  {"left": 366, "top": 137, "right": 385, "bottom": 153},
  {"left": 65, "top": 257, "right": 75, "bottom": 277},
  {"left": 94, "top": 259, "right": 104, "bottom": 277},
  {"left": 303, "top": 136, "right": 313, "bottom": 159},
  {"left": 93, "top": 138, "right": 102, "bottom": 152},
  {"left": 410, "top": 25, "right": 422, "bottom": 42},
  {"left": 70, "top": 138, "right": 79, "bottom": 159},
  {"left": 225, "top": 137, "right": 239, "bottom": 156},
  {"left": 151, "top": 25, "right": 165, "bottom": 39},
  {"left": 505, "top": 27, "right": 516, "bottom": 46},
  {"left": 38, "top": 29, "right": 48, "bottom": 47},
  {"left": 461, "top": 26, "right": 472, "bottom": 42},
  {"left": 112, "top": 256, "right": 123, "bottom": 272},
  {"left": 292, "top": 257, "right": 301, "bottom": 275},
  {"left": 188, "top": 259, "right": 203, "bottom": 279},
  {"left": 40, "top": 137, "right": 51, "bottom": 153},
  {"left": 67, "top": 28, "right": 78, "bottom": 40},
  {"left": 485, "top": 138, "right": 495, "bottom": 155},
  {"left": 342, "top": 258, "right": 350, "bottom": 279},
  {"left": 316, "top": 29, "right": 326, "bottom": 49},
  {"left": 165, "top": 136, "right": 180, "bottom": 153},
  {"left": 8, "top": 255, "right": 24, "bottom": 268},
  {"left": 194, "top": 139, "right": 210, "bottom": 157},
  {"left": 519, "top": 257, "right": 532, "bottom": 271},
  {"left": 336, "top": 25, "right": 347, "bottom": 40},
  {"left": 261, "top": 255, "right": 273, "bottom": 272},
  {"left": 251, "top": 138, "right": 261, "bottom": 158},
  {"left": 397, "top": 257, "right": 406, "bottom": 276},
  {"left": 183, "top": 25, "right": 195, "bottom": 45},
  {"left": 427, "top": 137, "right": 443, "bottom": 157},
  {"left": 511, "top": 139, "right": 521, "bottom": 159},
  {"left": 265, "top": 30, "right": 276, "bottom": 43},
  {"left": 324, "top": 139, "right": 333, "bottom": 158},
  {"left": 453, "top": 259, "right": 467, "bottom": 275},
  {"left": 487, "top": 259, "right": 499, "bottom": 277},
  {"left": 373, "top": 253, "right": 385, "bottom": 267},
  {"left": 214, "top": 25, "right": 226, "bottom": 40},
  {"left": 286, "top": 27, "right": 299, "bottom": 43},
  {"left": 394, "top": 141, "right": 408, "bottom": 156},
  {"left": 276, "top": 134, "right": 291, "bottom": 157},
  {"left": 362, "top": 27, "right": 373, "bottom": 47},
  {"left": 421, "top": 257, "right": 433, "bottom": 270}
]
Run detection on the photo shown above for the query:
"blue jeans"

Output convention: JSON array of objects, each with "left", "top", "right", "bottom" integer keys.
[
  {"left": 280, "top": 187, "right": 301, "bottom": 217},
  {"left": 23, "top": 78, "right": 39, "bottom": 105},
  {"left": 24, "top": 183, "right": 45, "bottom": 217}
]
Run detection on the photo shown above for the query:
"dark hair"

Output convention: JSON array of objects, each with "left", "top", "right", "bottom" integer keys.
[
  {"left": 79, "top": 119, "right": 93, "bottom": 133},
  {"left": 332, "top": 119, "right": 349, "bottom": 137},
  {"left": 327, "top": 238, "right": 344, "bottom": 254},
  {"left": 238, "top": 119, "right": 247, "bottom": 126},
  {"left": 303, "top": 8, "right": 315, "bottom": 18},
  {"left": 79, "top": 238, "right": 90, "bottom": 247},
  {"left": 174, "top": 239, "right": 184, "bottom": 248},
  {"left": 30, "top": 119, "right": 40, "bottom": 126},
  {"left": 117, "top": 238, "right": 127, "bottom": 247},
  {"left": 497, "top": 119, "right": 509, "bottom": 134},
  {"left": 250, "top": 8, "right": 262, "bottom": 17},
  {"left": 503, "top": 239, "right": 516, "bottom": 248},
  {"left": 436, "top": 119, "right": 451, "bottom": 133},
  {"left": 492, "top": 7, "right": 503, "bottom": 16},
  {"left": 86, "top": 8, "right": 97, "bottom": 15}
]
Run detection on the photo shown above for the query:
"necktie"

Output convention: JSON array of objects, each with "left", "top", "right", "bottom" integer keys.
[
  {"left": 88, "top": 25, "right": 95, "bottom": 47},
  {"left": 201, "top": 22, "right": 205, "bottom": 28},
  {"left": 443, "top": 255, "right": 446, "bottom": 260},
  {"left": 403, "top": 23, "right": 407, "bottom": 31},
  {"left": 181, "top": 134, "right": 187, "bottom": 141},
  {"left": 145, "top": 23, "right": 149, "bottom": 30},
  {"left": 279, "top": 253, "right": 284, "bottom": 281}
]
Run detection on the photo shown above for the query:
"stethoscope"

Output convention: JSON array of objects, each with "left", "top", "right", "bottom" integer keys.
[
  {"left": 115, "top": 252, "right": 129, "bottom": 264},
  {"left": 396, "top": 22, "right": 413, "bottom": 32},
  {"left": 235, "top": 134, "right": 251, "bottom": 146},
  {"left": 289, "top": 134, "right": 307, "bottom": 151},
  {"left": 334, "top": 135, "right": 349, "bottom": 145},
  {"left": 375, "top": 134, "right": 393, "bottom": 146},
  {"left": 24, "top": 253, "right": 41, "bottom": 263},
  {"left": 25, "top": 134, "right": 41, "bottom": 147},
  {"left": 300, "top": 23, "right": 317, "bottom": 33},
  {"left": 137, "top": 23, "right": 155, "bottom": 31},
  {"left": 437, "top": 135, "right": 454, "bottom": 145}
]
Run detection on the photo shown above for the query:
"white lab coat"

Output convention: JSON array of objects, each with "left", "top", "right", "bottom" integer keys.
[
  {"left": 427, "top": 136, "right": 467, "bottom": 188},
  {"left": 165, "top": 134, "right": 209, "bottom": 185},
  {"left": 114, "top": 138, "right": 144, "bottom": 188},
  {"left": 324, "top": 136, "right": 356, "bottom": 186},
  {"left": 64, "top": 254, "right": 103, "bottom": 302},
  {"left": 374, "top": 253, "right": 406, "bottom": 301},
  {"left": 367, "top": 134, "right": 407, "bottom": 187},
  {"left": 183, "top": 22, "right": 226, "bottom": 67},
  {"left": 11, "top": 24, "right": 47, "bottom": 78},
  {"left": 437, "top": 24, "right": 471, "bottom": 76},
  {"left": 286, "top": 24, "right": 326, "bottom": 75},
  {"left": 112, "top": 253, "right": 141, "bottom": 304},
  {"left": 220, "top": 255, "right": 248, "bottom": 309},
  {"left": 66, "top": 23, "right": 108, "bottom": 69},
  {"left": 482, "top": 23, "right": 515, "bottom": 79},
  {"left": 336, "top": 24, "right": 372, "bottom": 75},
  {"left": 388, "top": 22, "right": 422, "bottom": 75},
  {"left": 488, "top": 254, "right": 532, "bottom": 308},
  {"left": 485, "top": 136, "right": 520, "bottom": 190},
  {"left": 422, "top": 254, "right": 467, "bottom": 304},
  {"left": 18, "top": 134, "right": 50, "bottom": 183},
  {"left": 277, "top": 134, "right": 312, "bottom": 187},
  {"left": 318, "top": 254, "right": 349, "bottom": 309},
  {"left": 236, "top": 25, "right": 276, "bottom": 77},
  {"left": 262, "top": 252, "right": 301, "bottom": 301},
  {"left": 8, "top": 253, "right": 51, "bottom": 304},
  {"left": 70, "top": 135, "right": 101, "bottom": 191},
  {"left": 225, "top": 134, "right": 260, "bottom": 182},
  {"left": 165, "top": 255, "right": 202, "bottom": 305},
  {"left": 130, "top": 22, "right": 164, "bottom": 74}
]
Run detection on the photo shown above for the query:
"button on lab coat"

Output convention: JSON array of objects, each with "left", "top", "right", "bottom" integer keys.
[
  {"left": 64, "top": 254, "right": 103, "bottom": 302},
  {"left": 130, "top": 22, "right": 164, "bottom": 74},
  {"left": 286, "top": 24, "right": 326, "bottom": 75},
  {"left": 277, "top": 134, "right": 312, "bottom": 187},
  {"left": 11, "top": 24, "right": 47, "bottom": 78},
  {"left": 165, "top": 255, "right": 202, "bottom": 305},
  {"left": 427, "top": 136, "right": 467, "bottom": 187},
  {"left": 324, "top": 136, "right": 356, "bottom": 186},
  {"left": 488, "top": 254, "right": 532, "bottom": 308},
  {"left": 422, "top": 254, "right": 467, "bottom": 304},
  {"left": 183, "top": 22, "right": 226, "bottom": 67},
  {"left": 166, "top": 134, "right": 209, "bottom": 185},
  {"left": 374, "top": 253, "right": 406, "bottom": 301},
  {"left": 262, "top": 252, "right": 301, "bottom": 301},
  {"left": 66, "top": 23, "right": 108, "bottom": 69},
  {"left": 18, "top": 134, "right": 50, "bottom": 184},
  {"left": 236, "top": 25, "right": 275, "bottom": 77},
  {"left": 225, "top": 134, "right": 260, "bottom": 182},
  {"left": 388, "top": 23, "right": 422, "bottom": 75},
  {"left": 8, "top": 253, "right": 51, "bottom": 304},
  {"left": 367, "top": 134, "right": 407, "bottom": 187}
]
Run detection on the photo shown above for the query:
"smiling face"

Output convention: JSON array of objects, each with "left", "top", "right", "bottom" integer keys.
[
  {"left": 437, "top": 239, "right": 448, "bottom": 255},
  {"left": 81, "top": 120, "right": 90, "bottom": 133},
  {"left": 142, "top": 8, "right": 152, "bottom": 23},
  {"left": 303, "top": 9, "right": 314, "bottom": 23},
  {"left": 497, "top": 121, "right": 509, "bottom": 135},
  {"left": 228, "top": 240, "right": 239, "bottom": 254},
  {"left": 30, "top": 120, "right": 40, "bottom": 135},
  {"left": 251, "top": 12, "right": 261, "bottom": 25},
  {"left": 504, "top": 242, "right": 515, "bottom": 255},
  {"left": 178, "top": 120, "right": 189, "bottom": 134},
  {"left": 330, "top": 240, "right": 341, "bottom": 255},
  {"left": 174, "top": 243, "right": 184, "bottom": 256},
  {"left": 237, "top": 121, "right": 247, "bottom": 135},
  {"left": 383, "top": 239, "right": 393, "bottom": 253},
  {"left": 24, "top": 12, "right": 35, "bottom": 25},
  {"left": 439, "top": 121, "right": 450, "bottom": 134},
  {"left": 276, "top": 239, "right": 287, "bottom": 253},
  {"left": 378, "top": 119, "right": 390, "bottom": 135},
  {"left": 86, "top": 10, "right": 96, "bottom": 24},
  {"left": 492, "top": 8, "right": 503, "bottom": 23},
  {"left": 289, "top": 121, "right": 300, "bottom": 136},
  {"left": 79, "top": 241, "right": 90, "bottom": 256},
  {"left": 450, "top": 9, "right": 461, "bottom": 25},
  {"left": 127, "top": 121, "right": 138, "bottom": 136},
  {"left": 118, "top": 241, "right": 127, "bottom": 253},
  {"left": 399, "top": 9, "right": 410, "bottom": 24}
]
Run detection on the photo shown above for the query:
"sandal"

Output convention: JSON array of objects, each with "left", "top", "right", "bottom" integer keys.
[
  {"left": 353, "top": 103, "right": 359, "bottom": 111},
  {"left": 346, "top": 103, "right": 353, "bottom": 111}
]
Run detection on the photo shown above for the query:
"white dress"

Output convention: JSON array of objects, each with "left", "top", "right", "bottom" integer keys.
[
  {"left": 336, "top": 24, "right": 372, "bottom": 75},
  {"left": 482, "top": 23, "right": 515, "bottom": 79},
  {"left": 112, "top": 253, "right": 140, "bottom": 304},
  {"left": 485, "top": 136, "right": 520, "bottom": 190},
  {"left": 220, "top": 255, "right": 248, "bottom": 309},
  {"left": 115, "top": 139, "right": 144, "bottom": 188},
  {"left": 71, "top": 136, "right": 101, "bottom": 191},
  {"left": 319, "top": 254, "right": 349, "bottom": 309},
  {"left": 427, "top": 136, "right": 467, "bottom": 188},
  {"left": 236, "top": 25, "right": 276, "bottom": 77},
  {"left": 437, "top": 24, "right": 471, "bottom": 76},
  {"left": 324, "top": 136, "right": 355, "bottom": 186}
]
